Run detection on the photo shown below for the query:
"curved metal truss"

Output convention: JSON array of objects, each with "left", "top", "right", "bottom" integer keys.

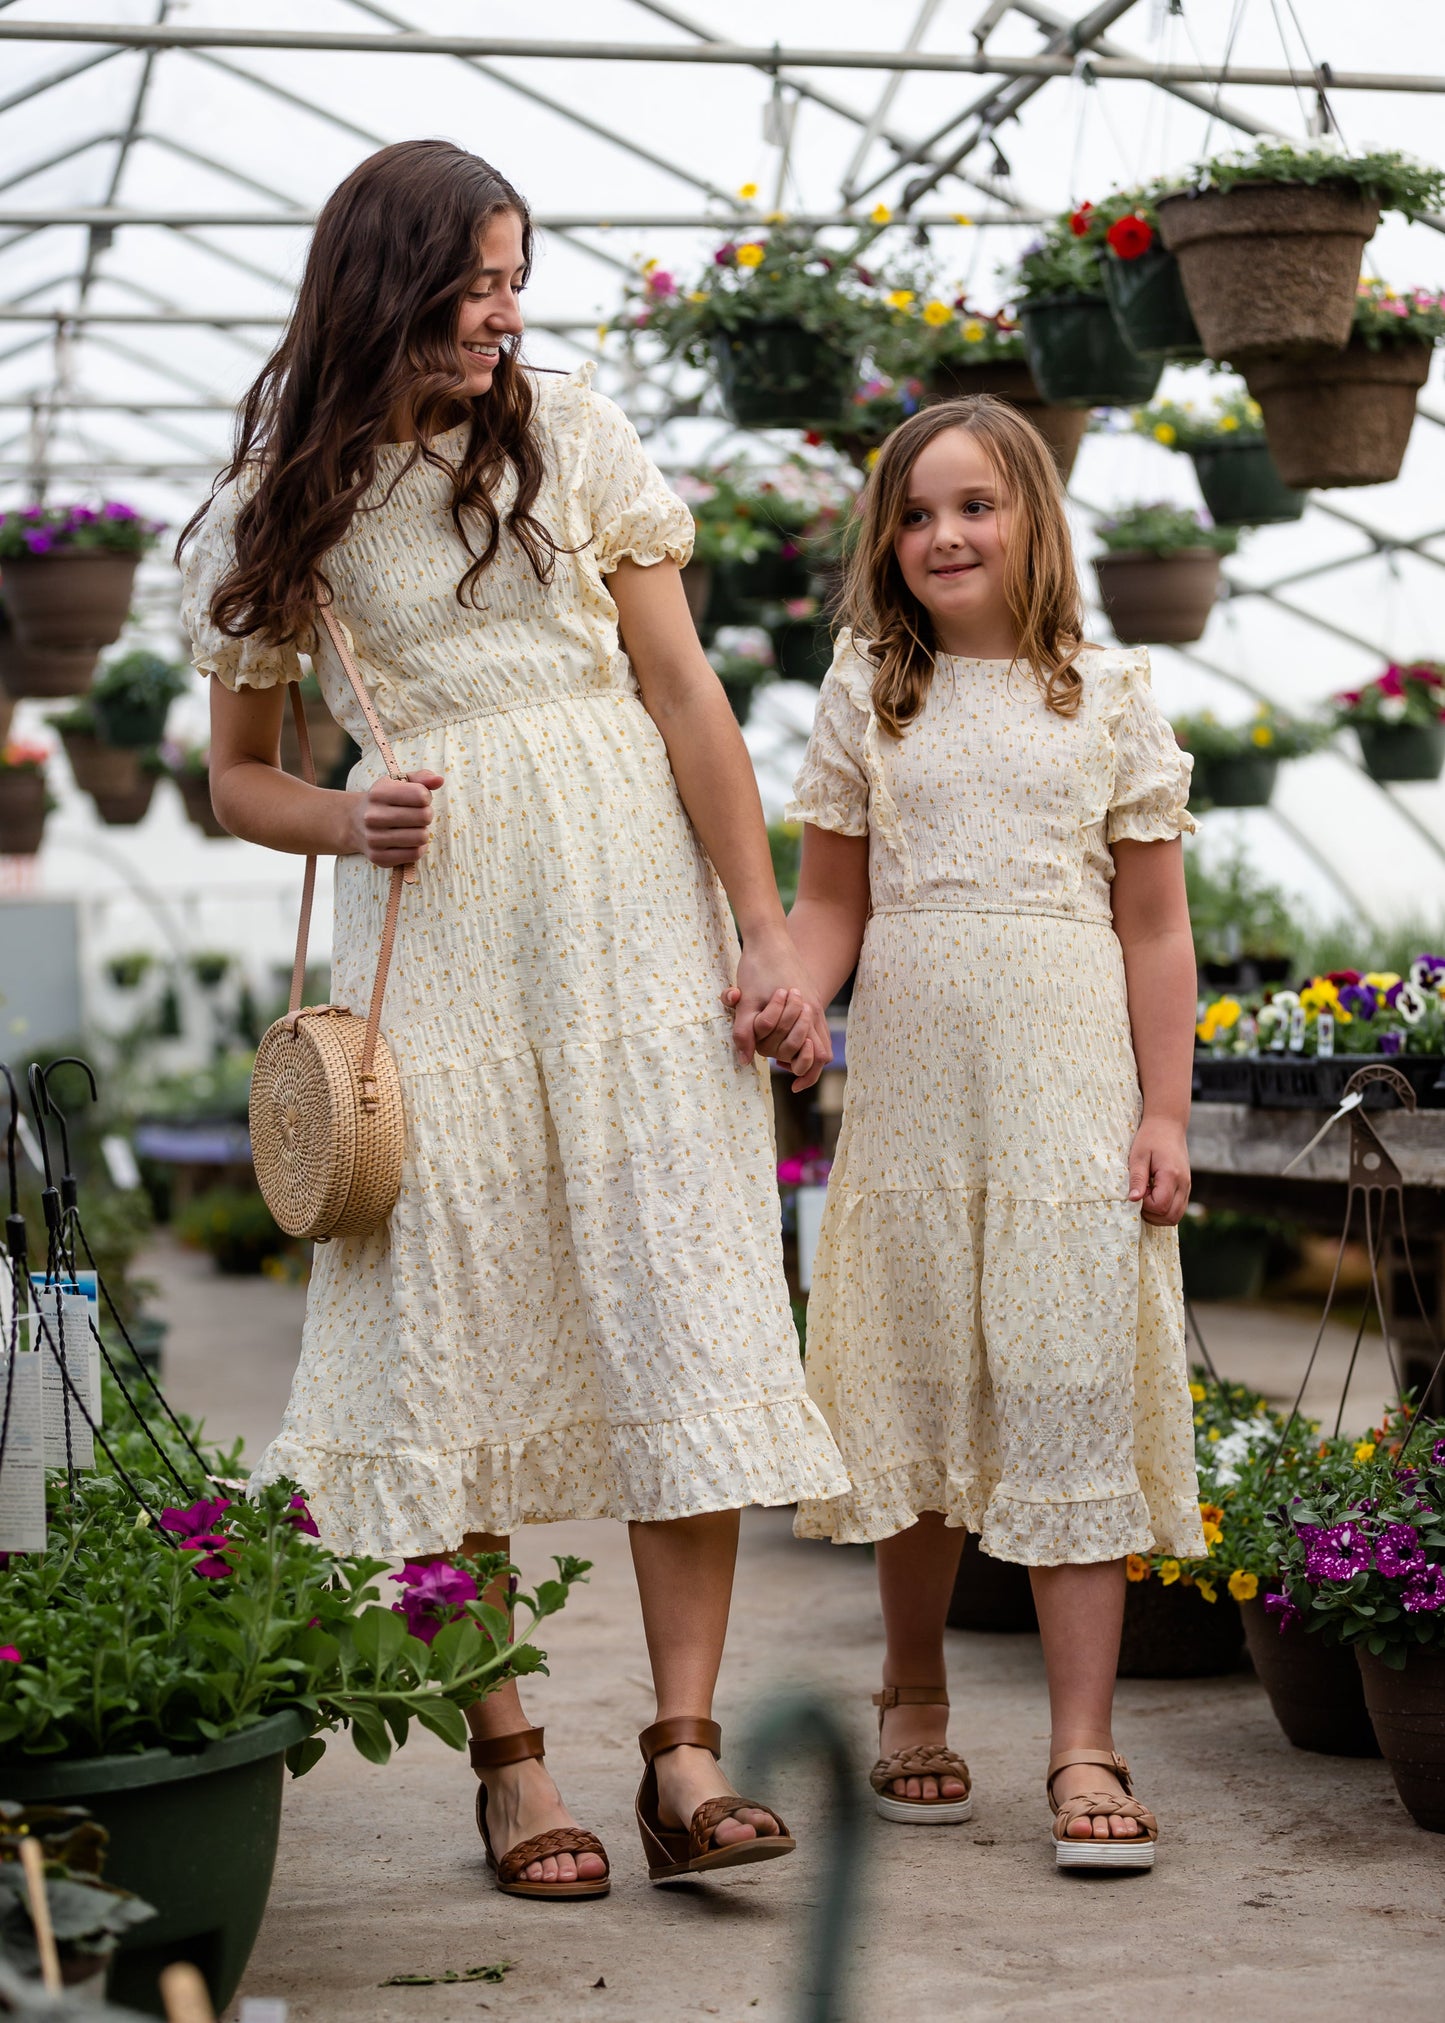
[{"left": 2, "top": 0, "right": 1444, "bottom": 922}]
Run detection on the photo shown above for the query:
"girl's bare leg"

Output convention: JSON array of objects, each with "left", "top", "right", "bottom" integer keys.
[
  {"left": 1029, "top": 1558, "right": 1140, "bottom": 1839},
  {"left": 874, "top": 1513, "right": 969, "bottom": 1799}
]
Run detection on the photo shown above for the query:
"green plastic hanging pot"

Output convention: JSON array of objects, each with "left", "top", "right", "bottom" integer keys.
[
  {"left": 1019, "top": 293, "right": 1164, "bottom": 409},
  {"left": 770, "top": 615, "right": 835, "bottom": 686},
  {"left": 1099, "top": 246, "right": 1205, "bottom": 360},
  {"left": 1191, "top": 750, "right": 1279, "bottom": 808},
  {"left": 91, "top": 693, "right": 172, "bottom": 748},
  {"left": 1355, "top": 720, "right": 1445, "bottom": 783},
  {"left": 1190, "top": 438, "right": 1307, "bottom": 527},
  {"left": 711, "top": 317, "right": 859, "bottom": 429}
]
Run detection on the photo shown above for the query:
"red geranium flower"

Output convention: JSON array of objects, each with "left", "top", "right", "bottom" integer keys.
[
  {"left": 1106, "top": 213, "right": 1154, "bottom": 260},
  {"left": 1069, "top": 202, "right": 1095, "bottom": 238}
]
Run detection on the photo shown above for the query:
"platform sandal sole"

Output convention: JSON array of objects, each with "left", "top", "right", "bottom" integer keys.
[
  {"left": 1054, "top": 1836, "right": 1155, "bottom": 1870},
  {"left": 875, "top": 1792, "right": 974, "bottom": 1826}
]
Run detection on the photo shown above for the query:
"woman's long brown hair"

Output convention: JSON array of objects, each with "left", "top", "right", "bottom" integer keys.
[
  {"left": 179, "top": 140, "right": 561, "bottom": 646},
  {"left": 841, "top": 396, "right": 1084, "bottom": 737}
]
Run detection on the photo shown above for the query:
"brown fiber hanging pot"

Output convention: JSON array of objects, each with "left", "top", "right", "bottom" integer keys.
[
  {"left": 60, "top": 729, "right": 143, "bottom": 802},
  {"left": 1239, "top": 1599, "right": 1379, "bottom": 1756},
  {"left": 0, "top": 770, "right": 46, "bottom": 855},
  {"left": 1094, "top": 549, "right": 1222, "bottom": 646},
  {"left": 1241, "top": 338, "right": 1433, "bottom": 488},
  {"left": 0, "top": 552, "right": 139, "bottom": 652},
  {"left": 921, "top": 358, "right": 1088, "bottom": 484},
  {"left": 92, "top": 771, "right": 158, "bottom": 827},
  {"left": 0, "top": 602, "right": 97, "bottom": 699},
  {"left": 1356, "top": 1647, "right": 1445, "bottom": 1831},
  {"left": 1156, "top": 182, "right": 1381, "bottom": 361}
]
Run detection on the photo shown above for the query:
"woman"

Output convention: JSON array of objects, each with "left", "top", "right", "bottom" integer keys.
[{"left": 180, "top": 140, "right": 847, "bottom": 1899}]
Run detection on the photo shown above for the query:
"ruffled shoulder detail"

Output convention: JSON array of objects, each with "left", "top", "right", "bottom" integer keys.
[
  {"left": 1077, "top": 645, "right": 1196, "bottom": 845},
  {"left": 545, "top": 365, "right": 693, "bottom": 574},
  {"left": 785, "top": 631, "right": 915, "bottom": 889},
  {"left": 178, "top": 475, "right": 306, "bottom": 692}
]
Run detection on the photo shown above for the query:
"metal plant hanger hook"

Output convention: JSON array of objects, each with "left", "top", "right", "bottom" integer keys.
[
  {"left": 1, "top": 1064, "right": 25, "bottom": 1276},
  {"left": 30, "top": 1056, "right": 98, "bottom": 1217}
]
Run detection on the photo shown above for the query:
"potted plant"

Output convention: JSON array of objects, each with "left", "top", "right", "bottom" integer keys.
[
  {"left": 1178, "top": 1207, "right": 1276, "bottom": 1301},
  {"left": 812, "top": 371, "right": 925, "bottom": 472},
  {"left": 0, "top": 1803, "right": 155, "bottom": 1992},
  {"left": 46, "top": 700, "right": 141, "bottom": 806},
  {"left": 671, "top": 469, "right": 783, "bottom": 633},
  {"left": 1332, "top": 663, "right": 1445, "bottom": 783},
  {"left": 0, "top": 739, "right": 50, "bottom": 856},
  {"left": 706, "top": 627, "right": 777, "bottom": 725},
  {"left": 159, "top": 738, "right": 226, "bottom": 838},
  {"left": 1254, "top": 960, "right": 1445, "bottom": 1110},
  {"left": 706, "top": 458, "right": 850, "bottom": 615},
  {"left": 1243, "top": 279, "right": 1445, "bottom": 490},
  {"left": 1192, "top": 991, "right": 1257, "bottom": 1103},
  {"left": 1135, "top": 391, "right": 1307, "bottom": 526},
  {"left": 1270, "top": 1414, "right": 1445, "bottom": 1825},
  {"left": 89, "top": 651, "right": 188, "bottom": 749},
  {"left": 175, "top": 1184, "right": 291, "bottom": 1276},
  {"left": 767, "top": 595, "right": 836, "bottom": 686},
  {"left": 617, "top": 232, "right": 878, "bottom": 429},
  {"left": 1085, "top": 190, "right": 1204, "bottom": 360},
  {"left": 92, "top": 751, "right": 161, "bottom": 829},
  {"left": 1155, "top": 141, "right": 1444, "bottom": 360},
  {"left": 1175, "top": 702, "right": 1318, "bottom": 809},
  {"left": 1010, "top": 213, "right": 1164, "bottom": 411},
  {"left": 1093, "top": 503, "right": 1235, "bottom": 645},
  {"left": 0, "top": 501, "right": 163, "bottom": 656},
  {"left": 0, "top": 597, "right": 98, "bottom": 701},
  {"left": 188, "top": 951, "right": 231, "bottom": 990},
  {"left": 0, "top": 1450, "right": 584, "bottom": 2010},
  {"left": 106, "top": 951, "right": 155, "bottom": 991}
]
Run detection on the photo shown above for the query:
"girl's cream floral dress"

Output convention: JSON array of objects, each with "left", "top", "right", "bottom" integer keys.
[
  {"left": 181, "top": 364, "right": 847, "bottom": 1556},
  {"left": 790, "top": 636, "right": 1205, "bottom": 1565}
]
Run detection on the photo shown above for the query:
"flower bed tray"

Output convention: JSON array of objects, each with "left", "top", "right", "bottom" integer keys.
[
  {"left": 1192, "top": 1054, "right": 1255, "bottom": 1104},
  {"left": 1253, "top": 1053, "right": 1445, "bottom": 1111}
]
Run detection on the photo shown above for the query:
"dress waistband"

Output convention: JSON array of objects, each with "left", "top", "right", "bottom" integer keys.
[
  {"left": 384, "top": 687, "right": 636, "bottom": 742},
  {"left": 869, "top": 901, "right": 1115, "bottom": 928}
]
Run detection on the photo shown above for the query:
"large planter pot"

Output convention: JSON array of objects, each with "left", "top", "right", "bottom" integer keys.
[
  {"left": 1, "top": 1708, "right": 309, "bottom": 2014},
  {"left": 1099, "top": 246, "right": 1204, "bottom": 360},
  {"left": 0, "top": 770, "right": 46, "bottom": 854},
  {"left": 1019, "top": 293, "right": 1164, "bottom": 410},
  {"left": 945, "top": 1533, "right": 1038, "bottom": 1633},
  {"left": 1190, "top": 438, "right": 1307, "bottom": 527},
  {"left": 1191, "top": 751, "right": 1280, "bottom": 809},
  {"left": 1240, "top": 1599, "right": 1380, "bottom": 1756},
  {"left": 1094, "top": 548, "right": 1222, "bottom": 646},
  {"left": 1242, "top": 337, "right": 1432, "bottom": 489},
  {"left": 0, "top": 552, "right": 139, "bottom": 651},
  {"left": 711, "top": 317, "right": 859, "bottom": 430},
  {"left": 770, "top": 615, "right": 835, "bottom": 686},
  {"left": 920, "top": 357, "right": 1089, "bottom": 483},
  {"left": 1156, "top": 182, "right": 1381, "bottom": 361},
  {"left": 680, "top": 560, "right": 712, "bottom": 631},
  {"left": 1355, "top": 720, "right": 1445, "bottom": 784},
  {"left": 176, "top": 771, "right": 228, "bottom": 838},
  {"left": 1357, "top": 1647, "right": 1445, "bottom": 1832},
  {"left": 1253, "top": 1052, "right": 1445, "bottom": 1112},
  {"left": 91, "top": 693, "right": 171, "bottom": 748},
  {"left": 0, "top": 603, "right": 98, "bottom": 698},
  {"left": 1117, "top": 1576, "right": 1245, "bottom": 1677},
  {"left": 60, "top": 728, "right": 142, "bottom": 800},
  {"left": 1179, "top": 1223, "right": 1269, "bottom": 1301}
]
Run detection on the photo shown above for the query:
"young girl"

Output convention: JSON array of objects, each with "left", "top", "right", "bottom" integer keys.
[
  {"left": 769, "top": 396, "right": 1204, "bottom": 1870},
  {"left": 180, "top": 140, "right": 847, "bottom": 1900}
]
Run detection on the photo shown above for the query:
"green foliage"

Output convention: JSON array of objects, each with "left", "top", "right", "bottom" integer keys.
[
  {"left": 1174, "top": 703, "right": 1320, "bottom": 764},
  {"left": 0, "top": 503, "right": 163, "bottom": 561},
  {"left": 44, "top": 701, "right": 97, "bottom": 737},
  {"left": 0, "top": 1803, "right": 154, "bottom": 1974},
  {"left": 1353, "top": 278, "right": 1445, "bottom": 351},
  {"left": 1332, "top": 663, "right": 1445, "bottom": 730},
  {"left": 1298, "top": 914, "right": 1445, "bottom": 980},
  {"left": 1009, "top": 217, "right": 1103, "bottom": 302},
  {"left": 91, "top": 652, "right": 187, "bottom": 710},
  {"left": 1095, "top": 502, "right": 1237, "bottom": 556},
  {"left": 673, "top": 472, "right": 782, "bottom": 568},
  {"left": 1159, "top": 141, "right": 1445, "bottom": 218},
  {"left": 1185, "top": 845, "right": 1297, "bottom": 965},
  {"left": 875, "top": 294, "right": 1026, "bottom": 369},
  {"left": 174, "top": 1186, "right": 287, "bottom": 1275},
  {"left": 613, "top": 229, "right": 886, "bottom": 365},
  {"left": 1134, "top": 388, "right": 1264, "bottom": 451},
  {"left": 140, "top": 1051, "right": 256, "bottom": 1124},
  {"left": 769, "top": 821, "right": 803, "bottom": 912}
]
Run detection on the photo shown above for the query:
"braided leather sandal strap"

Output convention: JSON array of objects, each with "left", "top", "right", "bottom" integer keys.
[
  {"left": 496, "top": 1827, "right": 610, "bottom": 1886},
  {"left": 1050, "top": 1793, "right": 1157, "bottom": 1844},
  {"left": 869, "top": 1743, "right": 972, "bottom": 1799},
  {"left": 687, "top": 1795, "right": 789, "bottom": 1863}
]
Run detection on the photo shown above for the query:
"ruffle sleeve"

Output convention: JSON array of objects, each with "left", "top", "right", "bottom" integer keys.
[
  {"left": 784, "top": 635, "right": 872, "bottom": 838},
  {"left": 1106, "top": 648, "right": 1197, "bottom": 845},
  {"left": 578, "top": 373, "right": 694, "bottom": 574},
  {"left": 178, "top": 478, "right": 305, "bottom": 692}
]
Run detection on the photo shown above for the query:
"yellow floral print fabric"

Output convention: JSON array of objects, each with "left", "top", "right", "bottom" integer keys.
[
  {"left": 788, "top": 637, "right": 1206, "bottom": 1564},
  {"left": 181, "top": 364, "right": 848, "bottom": 1556}
]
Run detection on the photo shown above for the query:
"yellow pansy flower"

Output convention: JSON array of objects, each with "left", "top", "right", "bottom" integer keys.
[
  {"left": 1362, "top": 972, "right": 1400, "bottom": 992},
  {"left": 737, "top": 181, "right": 759, "bottom": 200},
  {"left": 1194, "top": 1412, "right": 1203, "bottom": 1427},
  {"left": 886, "top": 289, "right": 916, "bottom": 310},
  {"left": 1197, "top": 1578, "right": 1219, "bottom": 1604},
  {"left": 1153, "top": 422, "right": 1177, "bottom": 445},
  {"left": 735, "top": 243, "right": 766, "bottom": 268},
  {"left": 641, "top": 257, "right": 659, "bottom": 275},
  {"left": 962, "top": 318, "right": 986, "bottom": 342},
  {"left": 871, "top": 203, "right": 892, "bottom": 225},
  {"left": 922, "top": 299, "right": 952, "bottom": 327},
  {"left": 1201, "top": 1518, "right": 1223, "bottom": 1550},
  {"left": 1228, "top": 1569, "right": 1259, "bottom": 1602},
  {"left": 1219, "top": 413, "right": 1240, "bottom": 431},
  {"left": 1125, "top": 1554, "right": 1149, "bottom": 1582},
  {"left": 1300, "top": 978, "right": 1345, "bottom": 1018},
  {"left": 1251, "top": 724, "right": 1274, "bottom": 747},
  {"left": 1189, "top": 1382, "right": 1206, "bottom": 1403},
  {"left": 1158, "top": 1559, "right": 1181, "bottom": 1585},
  {"left": 1354, "top": 1440, "right": 1377, "bottom": 1462}
]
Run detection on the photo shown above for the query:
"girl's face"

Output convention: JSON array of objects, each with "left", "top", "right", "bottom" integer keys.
[
  {"left": 456, "top": 209, "right": 528, "bottom": 398},
  {"left": 892, "top": 426, "right": 1016, "bottom": 649}
]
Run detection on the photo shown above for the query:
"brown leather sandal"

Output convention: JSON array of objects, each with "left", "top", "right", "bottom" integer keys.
[
  {"left": 472, "top": 1726, "right": 610, "bottom": 1900},
  {"left": 870, "top": 1686, "right": 974, "bottom": 1825},
  {"left": 634, "top": 1716, "right": 796, "bottom": 1883},
  {"left": 1047, "top": 1748, "right": 1157, "bottom": 1871}
]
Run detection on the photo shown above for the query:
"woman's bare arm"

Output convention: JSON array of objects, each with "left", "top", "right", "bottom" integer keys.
[{"left": 1110, "top": 835, "right": 1195, "bottom": 1226}]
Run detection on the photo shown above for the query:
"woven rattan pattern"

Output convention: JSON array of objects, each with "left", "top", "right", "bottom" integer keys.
[{"left": 250, "top": 1007, "right": 404, "bottom": 1241}]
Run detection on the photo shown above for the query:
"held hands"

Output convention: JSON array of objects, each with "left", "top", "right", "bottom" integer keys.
[
  {"left": 1127, "top": 1116, "right": 1191, "bottom": 1226},
  {"left": 348, "top": 770, "right": 444, "bottom": 867},
  {"left": 723, "top": 935, "right": 833, "bottom": 1092}
]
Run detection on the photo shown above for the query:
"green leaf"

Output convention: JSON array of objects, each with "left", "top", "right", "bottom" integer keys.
[
  {"left": 286, "top": 1736, "right": 327, "bottom": 1778},
  {"left": 351, "top": 1606, "right": 408, "bottom": 1675},
  {"left": 348, "top": 1711, "right": 393, "bottom": 1766},
  {"left": 413, "top": 1696, "right": 469, "bottom": 1750}
]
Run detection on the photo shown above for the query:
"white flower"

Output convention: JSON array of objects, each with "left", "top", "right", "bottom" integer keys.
[
  {"left": 1377, "top": 693, "right": 1408, "bottom": 723},
  {"left": 1396, "top": 982, "right": 1427, "bottom": 1025}
]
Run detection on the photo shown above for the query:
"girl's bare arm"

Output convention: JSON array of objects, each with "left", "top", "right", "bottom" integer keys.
[
  {"left": 766, "top": 825, "right": 870, "bottom": 1091},
  {"left": 1110, "top": 835, "right": 1196, "bottom": 1226}
]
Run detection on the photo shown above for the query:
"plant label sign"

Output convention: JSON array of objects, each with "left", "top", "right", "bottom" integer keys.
[
  {"left": 28, "top": 1274, "right": 102, "bottom": 1433},
  {"left": 27, "top": 1288, "right": 98, "bottom": 1470},
  {"left": 0, "top": 1351, "right": 47, "bottom": 1553}
]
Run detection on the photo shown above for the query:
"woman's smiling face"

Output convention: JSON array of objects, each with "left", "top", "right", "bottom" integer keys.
[
  {"left": 891, "top": 425, "right": 1015, "bottom": 649},
  {"left": 456, "top": 209, "right": 528, "bottom": 398}
]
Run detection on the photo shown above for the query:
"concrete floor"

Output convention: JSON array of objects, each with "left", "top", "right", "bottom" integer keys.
[{"left": 142, "top": 1238, "right": 1445, "bottom": 2023}]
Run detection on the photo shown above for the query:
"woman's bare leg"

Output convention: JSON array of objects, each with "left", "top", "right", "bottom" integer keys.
[
  {"left": 874, "top": 1513, "right": 969, "bottom": 1799},
  {"left": 1029, "top": 1558, "right": 1140, "bottom": 1839}
]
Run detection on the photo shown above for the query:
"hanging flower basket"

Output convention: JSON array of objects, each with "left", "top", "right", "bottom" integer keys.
[
  {"left": 1240, "top": 1597, "right": 1380, "bottom": 1756},
  {"left": 1019, "top": 293, "right": 1163, "bottom": 409},
  {"left": 0, "top": 500, "right": 163, "bottom": 652},
  {"left": 712, "top": 318, "right": 860, "bottom": 429},
  {"left": 769, "top": 603, "right": 836, "bottom": 686},
  {"left": 1099, "top": 244, "right": 1204, "bottom": 360},
  {"left": 1244, "top": 336, "right": 1433, "bottom": 489},
  {"left": 1192, "top": 752, "right": 1281, "bottom": 808},
  {"left": 922, "top": 356, "right": 1089, "bottom": 482},
  {"left": 0, "top": 600, "right": 98, "bottom": 698},
  {"left": 1333, "top": 665, "right": 1445, "bottom": 781},
  {"left": 89, "top": 649, "right": 188, "bottom": 748},
  {"left": 0, "top": 752, "right": 47, "bottom": 856},
  {"left": 1094, "top": 550, "right": 1221, "bottom": 647},
  {"left": 945, "top": 1533, "right": 1038, "bottom": 1633},
  {"left": 707, "top": 627, "right": 776, "bottom": 725},
  {"left": 55, "top": 717, "right": 144, "bottom": 802},
  {"left": 1358, "top": 721, "right": 1445, "bottom": 783},
  {"left": 93, "top": 770, "right": 158, "bottom": 828},
  {"left": 1357, "top": 1648, "right": 1445, "bottom": 1832},
  {"left": 1193, "top": 438, "right": 1306, "bottom": 527}
]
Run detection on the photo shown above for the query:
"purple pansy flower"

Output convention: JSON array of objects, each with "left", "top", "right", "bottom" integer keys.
[
  {"left": 1379, "top": 1030, "right": 1405, "bottom": 1056},
  {"left": 1263, "top": 1589, "right": 1302, "bottom": 1633},
  {"left": 391, "top": 1558, "right": 479, "bottom": 1645},
  {"left": 1431, "top": 1437, "right": 1445, "bottom": 1467},
  {"left": 21, "top": 530, "right": 53, "bottom": 555},
  {"left": 1304, "top": 1521, "right": 1374, "bottom": 1583},
  {"left": 159, "top": 1496, "right": 234, "bottom": 1541},
  {"left": 1339, "top": 985, "right": 1376, "bottom": 1021},
  {"left": 1376, "top": 1522, "right": 1426, "bottom": 1580},
  {"left": 1402, "top": 1564, "right": 1445, "bottom": 1614}
]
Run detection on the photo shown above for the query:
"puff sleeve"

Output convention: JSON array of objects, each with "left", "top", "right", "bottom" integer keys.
[
  {"left": 785, "top": 641, "right": 872, "bottom": 838},
  {"left": 178, "top": 479, "right": 305, "bottom": 692},
  {"left": 581, "top": 385, "right": 694, "bottom": 574},
  {"left": 1107, "top": 649, "right": 1197, "bottom": 844}
]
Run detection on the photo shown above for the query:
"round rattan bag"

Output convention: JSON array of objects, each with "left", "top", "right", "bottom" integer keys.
[{"left": 250, "top": 1004, "right": 404, "bottom": 1240}]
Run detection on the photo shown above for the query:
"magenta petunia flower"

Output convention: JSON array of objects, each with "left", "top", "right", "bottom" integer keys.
[
  {"left": 1431, "top": 1436, "right": 1445, "bottom": 1467},
  {"left": 285, "top": 1493, "right": 320, "bottom": 1537},
  {"left": 21, "top": 530, "right": 53, "bottom": 555},
  {"left": 1304, "top": 1521, "right": 1373, "bottom": 1583},
  {"left": 159, "top": 1496, "right": 233, "bottom": 1540},
  {"left": 0, "top": 1646, "right": 20, "bottom": 1663},
  {"left": 1377, "top": 1522, "right": 1426, "bottom": 1580},
  {"left": 181, "top": 1534, "right": 235, "bottom": 1579},
  {"left": 1402, "top": 1564, "right": 1445, "bottom": 1613},
  {"left": 391, "top": 1558, "right": 479, "bottom": 1645}
]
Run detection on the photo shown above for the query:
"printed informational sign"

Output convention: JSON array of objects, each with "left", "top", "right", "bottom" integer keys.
[
  {"left": 0, "top": 1351, "right": 47, "bottom": 1553},
  {"left": 28, "top": 1287, "right": 97, "bottom": 1469}
]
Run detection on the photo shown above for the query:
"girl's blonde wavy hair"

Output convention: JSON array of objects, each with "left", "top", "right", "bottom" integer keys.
[{"left": 841, "top": 395, "right": 1084, "bottom": 738}]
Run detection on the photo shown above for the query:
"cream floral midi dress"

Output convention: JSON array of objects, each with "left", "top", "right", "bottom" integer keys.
[
  {"left": 790, "top": 636, "right": 1205, "bottom": 1565},
  {"left": 181, "top": 364, "right": 848, "bottom": 1556}
]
